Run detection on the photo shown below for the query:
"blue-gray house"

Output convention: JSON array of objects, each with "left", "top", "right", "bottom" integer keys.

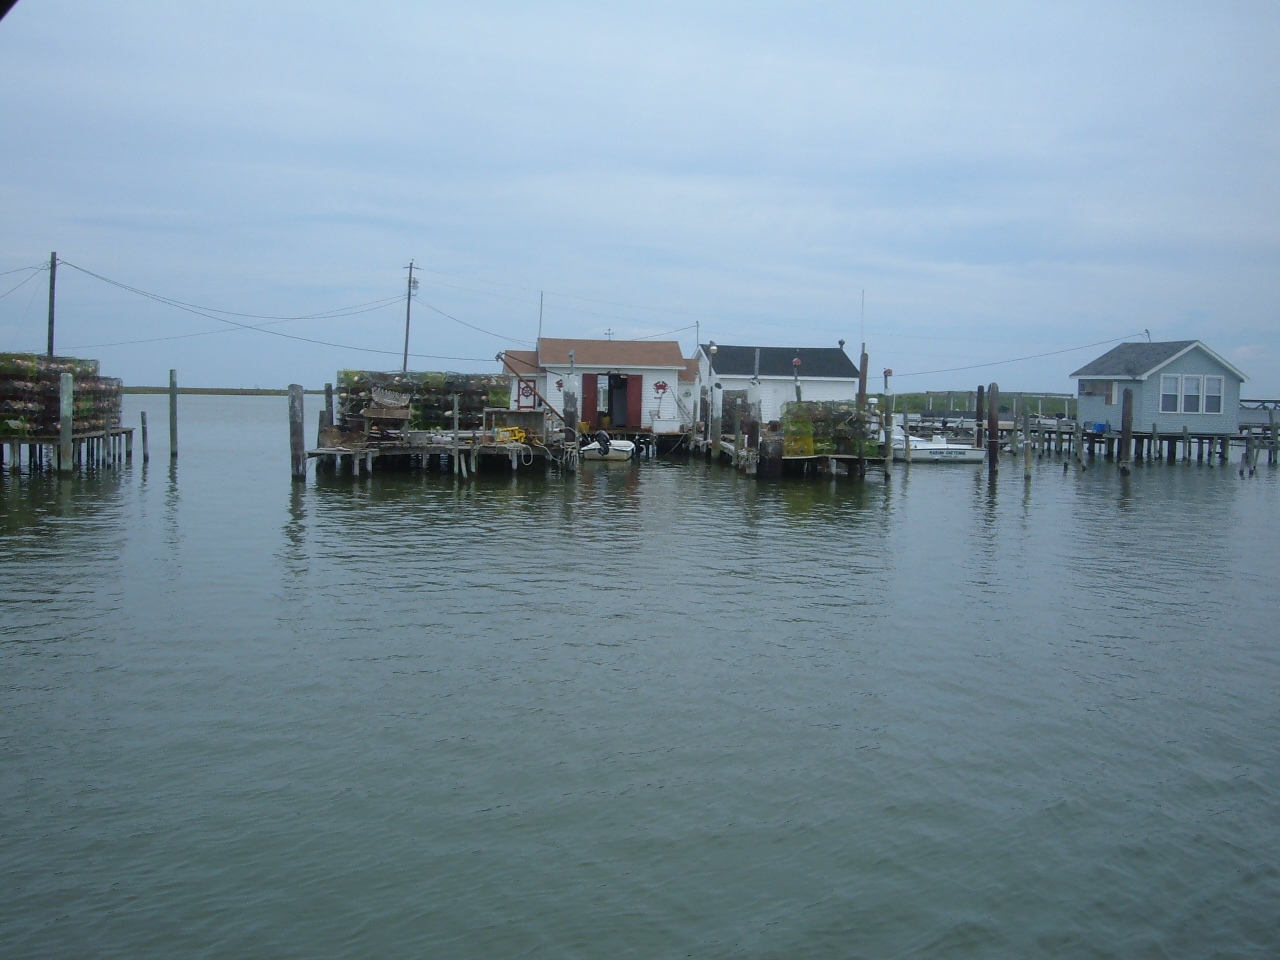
[{"left": 1070, "top": 340, "right": 1247, "bottom": 435}]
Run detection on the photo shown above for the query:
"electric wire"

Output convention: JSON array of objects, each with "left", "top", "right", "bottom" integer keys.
[
  {"left": 412, "top": 296, "right": 535, "bottom": 346},
  {"left": 0, "top": 264, "right": 46, "bottom": 278},
  {"left": 59, "top": 261, "right": 492, "bottom": 362},
  {"left": 0, "top": 268, "right": 44, "bottom": 302},
  {"left": 892, "top": 332, "right": 1148, "bottom": 378}
]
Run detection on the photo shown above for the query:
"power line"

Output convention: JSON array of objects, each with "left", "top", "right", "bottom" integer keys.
[
  {"left": 59, "top": 261, "right": 492, "bottom": 362},
  {"left": 413, "top": 296, "right": 535, "bottom": 346},
  {"left": 0, "top": 268, "right": 44, "bottom": 301},
  {"left": 0, "top": 264, "right": 46, "bottom": 278},
  {"left": 892, "top": 332, "right": 1148, "bottom": 378},
  {"left": 635, "top": 323, "right": 698, "bottom": 340},
  {"left": 61, "top": 260, "right": 403, "bottom": 320}
]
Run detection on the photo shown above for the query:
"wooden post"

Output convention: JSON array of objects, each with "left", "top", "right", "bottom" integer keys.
[
  {"left": 140, "top": 411, "right": 150, "bottom": 462},
  {"left": 1150, "top": 423, "right": 1159, "bottom": 462},
  {"left": 1023, "top": 409, "right": 1032, "bottom": 479},
  {"left": 710, "top": 384, "right": 723, "bottom": 455},
  {"left": 1270, "top": 409, "right": 1277, "bottom": 465},
  {"left": 168, "top": 369, "right": 178, "bottom": 459},
  {"left": 1074, "top": 420, "right": 1083, "bottom": 465},
  {"left": 902, "top": 411, "right": 912, "bottom": 464},
  {"left": 1010, "top": 397, "right": 1020, "bottom": 455},
  {"left": 1243, "top": 435, "right": 1254, "bottom": 476},
  {"left": 452, "top": 393, "right": 461, "bottom": 476},
  {"left": 288, "top": 384, "right": 306, "bottom": 481},
  {"left": 125, "top": 429, "right": 132, "bottom": 462},
  {"left": 1182, "top": 425, "right": 1190, "bottom": 462},
  {"left": 59, "top": 372, "right": 73, "bottom": 473},
  {"left": 986, "top": 383, "right": 999, "bottom": 477},
  {"left": 974, "top": 385, "right": 985, "bottom": 448},
  {"left": 1119, "top": 388, "right": 1134, "bottom": 475}
]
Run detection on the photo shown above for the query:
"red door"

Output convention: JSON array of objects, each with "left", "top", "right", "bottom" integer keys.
[
  {"left": 626, "top": 375, "right": 644, "bottom": 431},
  {"left": 581, "top": 374, "right": 598, "bottom": 431}
]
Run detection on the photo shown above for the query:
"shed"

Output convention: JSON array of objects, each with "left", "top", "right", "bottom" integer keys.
[
  {"left": 500, "top": 337, "right": 694, "bottom": 435},
  {"left": 699, "top": 343, "right": 861, "bottom": 423},
  {"left": 1069, "top": 340, "right": 1246, "bottom": 435}
]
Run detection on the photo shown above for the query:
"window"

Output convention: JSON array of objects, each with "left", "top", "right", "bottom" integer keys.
[
  {"left": 1160, "top": 375, "right": 1179, "bottom": 413},
  {"left": 1204, "top": 376, "right": 1223, "bottom": 414},
  {"left": 1182, "top": 375, "right": 1201, "bottom": 413}
]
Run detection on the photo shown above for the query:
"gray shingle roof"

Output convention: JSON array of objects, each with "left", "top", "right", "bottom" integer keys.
[
  {"left": 1069, "top": 341, "right": 1196, "bottom": 379},
  {"left": 701, "top": 344, "right": 858, "bottom": 379}
]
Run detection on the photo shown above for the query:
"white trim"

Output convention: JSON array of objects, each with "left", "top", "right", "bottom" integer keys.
[
  {"left": 1142, "top": 341, "right": 1248, "bottom": 382},
  {"left": 1160, "top": 373, "right": 1227, "bottom": 415}
]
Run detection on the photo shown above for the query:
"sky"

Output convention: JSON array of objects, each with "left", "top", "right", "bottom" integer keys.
[{"left": 1, "top": 1, "right": 1277, "bottom": 393}]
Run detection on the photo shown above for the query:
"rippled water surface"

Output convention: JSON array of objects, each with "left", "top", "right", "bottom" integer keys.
[{"left": 3, "top": 395, "right": 1278, "bottom": 958}]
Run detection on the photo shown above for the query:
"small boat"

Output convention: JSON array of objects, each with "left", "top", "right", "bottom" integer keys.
[
  {"left": 580, "top": 438, "right": 636, "bottom": 462},
  {"left": 892, "top": 430, "right": 986, "bottom": 463}
]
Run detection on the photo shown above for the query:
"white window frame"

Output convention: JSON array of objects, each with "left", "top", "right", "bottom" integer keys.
[
  {"left": 1204, "top": 376, "right": 1224, "bottom": 414},
  {"left": 1160, "top": 373, "right": 1224, "bottom": 415},
  {"left": 1160, "top": 375, "right": 1179, "bottom": 413},
  {"left": 1181, "top": 375, "right": 1202, "bottom": 414}
]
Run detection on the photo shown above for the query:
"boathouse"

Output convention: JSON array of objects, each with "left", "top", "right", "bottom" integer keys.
[
  {"left": 1070, "top": 340, "right": 1246, "bottom": 436},
  {"left": 699, "top": 343, "right": 861, "bottom": 423},
  {"left": 501, "top": 338, "right": 695, "bottom": 439}
]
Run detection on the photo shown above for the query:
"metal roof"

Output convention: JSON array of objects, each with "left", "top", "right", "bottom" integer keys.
[{"left": 700, "top": 344, "right": 858, "bottom": 379}]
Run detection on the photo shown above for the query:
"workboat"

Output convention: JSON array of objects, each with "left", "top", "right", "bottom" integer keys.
[
  {"left": 892, "top": 431, "right": 986, "bottom": 463},
  {"left": 580, "top": 438, "right": 637, "bottom": 462}
]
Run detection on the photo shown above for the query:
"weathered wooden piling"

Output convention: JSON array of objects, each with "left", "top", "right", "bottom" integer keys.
[
  {"left": 1150, "top": 423, "right": 1160, "bottom": 463},
  {"left": 288, "top": 384, "right": 306, "bottom": 481},
  {"left": 902, "top": 411, "right": 912, "bottom": 464},
  {"left": 974, "top": 385, "right": 985, "bottom": 449},
  {"left": 986, "top": 383, "right": 999, "bottom": 477},
  {"left": 1270, "top": 410, "right": 1277, "bottom": 465},
  {"left": 1023, "top": 409, "right": 1032, "bottom": 479},
  {"left": 168, "top": 369, "right": 178, "bottom": 459},
  {"left": 140, "top": 411, "right": 150, "bottom": 462},
  {"left": 58, "top": 372, "right": 73, "bottom": 473},
  {"left": 323, "top": 382, "right": 334, "bottom": 430},
  {"left": 1119, "top": 388, "right": 1134, "bottom": 475}
]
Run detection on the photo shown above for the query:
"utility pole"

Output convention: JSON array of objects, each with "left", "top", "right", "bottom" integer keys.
[
  {"left": 537, "top": 291, "right": 544, "bottom": 344},
  {"left": 401, "top": 259, "right": 416, "bottom": 373},
  {"left": 46, "top": 252, "right": 57, "bottom": 357}
]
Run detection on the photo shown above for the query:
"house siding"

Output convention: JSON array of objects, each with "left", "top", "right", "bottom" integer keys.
[
  {"left": 1073, "top": 344, "right": 1241, "bottom": 434},
  {"left": 514, "top": 367, "right": 691, "bottom": 433},
  {"left": 709, "top": 374, "right": 859, "bottom": 422}
]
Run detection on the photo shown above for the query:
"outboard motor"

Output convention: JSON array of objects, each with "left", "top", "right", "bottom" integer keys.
[{"left": 595, "top": 430, "right": 611, "bottom": 456}]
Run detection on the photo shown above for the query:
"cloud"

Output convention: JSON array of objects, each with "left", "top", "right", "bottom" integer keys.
[{"left": 1, "top": 1, "right": 1277, "bottom": 393}]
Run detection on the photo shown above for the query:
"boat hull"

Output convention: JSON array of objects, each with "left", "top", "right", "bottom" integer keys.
[
  {"left": 893, "top": 444, "right": 985, "bottom": 463},
  {"left": 580, "top": 440, "right": 636, "bottom": 462}
]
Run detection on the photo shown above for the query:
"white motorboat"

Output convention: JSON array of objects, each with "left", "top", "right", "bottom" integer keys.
[
  {"left": 580, "top": 438, "right": 636, "bottom": 462},
  {"left": 892, "top": 430, "right": 986, "bottom": 463}
]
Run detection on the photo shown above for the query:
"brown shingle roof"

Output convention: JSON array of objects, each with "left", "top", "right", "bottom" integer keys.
[
  {"left": 502, "top": 349, "right": 540, "bottom": 374},
  {"left": 679, "top": 357, "right": 700, "bottom": 382},
  {"left": 536, "top": 338, "right": 685, "bottom": 368}
]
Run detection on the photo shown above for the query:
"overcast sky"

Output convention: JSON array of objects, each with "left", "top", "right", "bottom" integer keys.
[{"left": 2, "top": 2, "right": 1277, "bottom": 392}]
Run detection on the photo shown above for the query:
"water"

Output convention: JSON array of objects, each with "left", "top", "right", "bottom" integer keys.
[{"left": 3, "top": 396, "right": 1278, "bottom": 958}]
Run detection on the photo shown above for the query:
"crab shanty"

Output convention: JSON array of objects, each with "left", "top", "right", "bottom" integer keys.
[{"left": 500, "top": 338, "right": 699, "bottom": 453}]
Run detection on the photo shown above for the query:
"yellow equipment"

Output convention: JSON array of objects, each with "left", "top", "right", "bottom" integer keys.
[{"left": 494, "top": 426, "right": 526, "bottom": 444}]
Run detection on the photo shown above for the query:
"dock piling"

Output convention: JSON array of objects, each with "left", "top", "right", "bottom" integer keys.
[
  {"left": 1119, "top": 388, "right": 1134, "bottom": 475},
  {"left": 168, "top": 369, "right": 178, "bottom": 460},
  {"left": 975, "top": 385, "right": 985, "bottom": 449},
  {"left": 58, "top": 372, "right": 73, "bottom": 473},
  {"left": 986, "top": 383, "right": 999, "bottom": 477},
  {"left": 141, "top": 411, "right": 150, "bottom": 462},
  {"left": 288, "top": 384, "right": 306, "bottom": 481}
]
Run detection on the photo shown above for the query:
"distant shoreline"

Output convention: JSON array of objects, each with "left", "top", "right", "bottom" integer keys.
[{"left": 123, "top": 386, "right": 326, "bottom": 396}]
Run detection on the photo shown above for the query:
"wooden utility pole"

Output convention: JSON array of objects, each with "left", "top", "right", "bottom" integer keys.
[
  {"left": 46, "top": 252, "right": 56, "bottom": 357},
  {"left": 402, "top": 260, "right": 416, "bottom": 374}
]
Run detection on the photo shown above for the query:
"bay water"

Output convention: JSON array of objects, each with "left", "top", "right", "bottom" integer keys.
[{"left": 2, "top": 395, "right": 1278, "bottom": 958}]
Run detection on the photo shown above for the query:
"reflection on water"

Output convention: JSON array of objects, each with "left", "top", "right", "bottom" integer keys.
[{"left": 1, "top": 396, "right": 1278, "bottom": 959}]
